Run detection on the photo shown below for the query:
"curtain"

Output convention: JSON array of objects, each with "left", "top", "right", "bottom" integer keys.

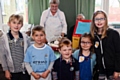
[
  {"left": 75, "top": 0, "right": 95, "bottom": 19},
  {"left": 28, "top": 0, "right": 49, "bottom": 25},
  {"left": 28, "top": 0, "right": 95, "bottom": 25}
]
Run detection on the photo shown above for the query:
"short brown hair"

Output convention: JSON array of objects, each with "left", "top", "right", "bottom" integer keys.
[
  {"left": 58, "top": 37, "right": 72, "bottom": 49},
  {"left": 79, "top": 33, "right": 94, "bottom": 54},
  {"left": 8, "top": 14, "right": 23, "bottom": 25},
  {"left": 32, "top": 25, "right": 45, "bottom": 36}
]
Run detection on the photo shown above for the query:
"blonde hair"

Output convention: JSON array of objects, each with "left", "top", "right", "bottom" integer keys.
[
  {"left": 8, "top": 14, "right": 23, "bottom": 25},
  {"left": 49, "top": 0, "right": 59, "bottom": 4},
  {"left": 90, "top": 10, "right": 108, "bottom": 39},
  {"left": 58, "top": 37, "right": 72, "bottom": 49}
]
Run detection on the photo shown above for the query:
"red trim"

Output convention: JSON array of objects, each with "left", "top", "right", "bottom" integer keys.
[{"left": 73, "top": 20, "right": 91, "bottom": 37}]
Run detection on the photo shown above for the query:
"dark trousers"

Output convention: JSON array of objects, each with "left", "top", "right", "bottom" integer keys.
[
  {"left": 93, "top": 68, "right": 115, "bottom": 80},
  {"left": 0, "top": 64, "right": 7, "bottom": 80},
  {"left": 11, "top": 71, "right": 30, "bottom": 80}
]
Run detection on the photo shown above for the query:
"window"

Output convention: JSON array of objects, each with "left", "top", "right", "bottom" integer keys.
[
  {"left": 0, "top": 0, "right": 28, "bottom": 24},
  {"left": 108, "top": 0, "right": 120, "bottom": 22},
  {"left": 16, "top": 0, "right": 24, "bottom": 14},
  {"left": 95, "top": 0, "right": 102, "bottom": 11},
  {"left": 95, "top": 0, "right": 120, "bottom": 22}
]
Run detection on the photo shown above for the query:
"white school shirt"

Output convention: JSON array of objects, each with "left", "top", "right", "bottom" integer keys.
[{"left": 40, "top": 8, "right": 67, "bottom": 42}]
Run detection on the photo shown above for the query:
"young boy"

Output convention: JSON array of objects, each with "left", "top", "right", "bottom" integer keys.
[
  {"left": 52, "top": 37, "right": 79, "bottom": 80},
  {"left": 24, "top": 25, "right": 56, "bottom": 80},
  {"left": 0, "top": 14, "right": 30, "bottom": 80}
]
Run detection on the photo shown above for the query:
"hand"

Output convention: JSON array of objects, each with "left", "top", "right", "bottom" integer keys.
[
  {"left": 61, "top": 33, "right": 65, "bottom": 37},
  {"left": 31, "top": 72, "right": 41, "bottom": 79},
  {"left": 5, "top": 70, "right": 11, "bottom": 80},
  {"left": 41, "top": 70, "right": 50, "bottom": 78},
  {"left": 113, "top": 72, "right": 119, "bottom": 79}
]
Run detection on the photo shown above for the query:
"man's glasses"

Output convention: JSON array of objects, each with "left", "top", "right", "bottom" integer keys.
[
  {"left": 94, "top": 18, "right": 106, "bottom": 22},
  {"left": 81, "top": 41, "right": 91, "bottom": 45},
  {"left": 51, "top": 6, "right": 58, "bottom": 8}
]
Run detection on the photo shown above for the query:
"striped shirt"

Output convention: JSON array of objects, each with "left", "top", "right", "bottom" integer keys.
[{"left": 7, "top": 31, "right": 24, "bottom": 73}]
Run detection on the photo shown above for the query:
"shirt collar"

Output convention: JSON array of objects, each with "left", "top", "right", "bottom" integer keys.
[
  {"left": 60, "top": 55, "right": 75, "bottom": 63},
  {"left": 8, "top": 30, "right": 23, "bottom": 40},
  {"left": 48, "top": 7, "right": 58, "bottom": 17},
  {"left": 50, "top": 11, "right": 58, "bottom": 17}
]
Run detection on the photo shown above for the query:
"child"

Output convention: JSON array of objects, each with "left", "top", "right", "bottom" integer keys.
[
  {"left": 90, "top": 10, "right": 120, "bottom": 80},
  {"left": 24, "top": 25, "right": 56, "bottom": 80},
  {"left": 0, "top": 14, "right": 30, "bottom": 80},
  {"left": 73, "top": 33, "right": 96, "bottom": 80},
  {"left": 52, "top": 37, "right": 79, "bottom": 80}
]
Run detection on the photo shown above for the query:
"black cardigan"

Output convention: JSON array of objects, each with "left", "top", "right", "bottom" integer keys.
[{"left": 94, "top": 28, "right": 120, "bottom": 76}]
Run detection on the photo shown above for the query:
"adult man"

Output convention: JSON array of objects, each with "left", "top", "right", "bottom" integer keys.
[{"left": 40, "top": 0, "right": 67, "bottom": 42}]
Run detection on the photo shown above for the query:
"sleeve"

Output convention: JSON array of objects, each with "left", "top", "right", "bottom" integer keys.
[
  {"left": 52, "top": 60, "right": 58, "bottom": 80},
  {"left": 0, "top": 48, "right": 8, "bottom": 71},
  {"left": 0, "top": 30, "right": 3, "bottom": 37},
  {"left": 74, "top": 59, "right": 79, "bottom": 80},
  {"left": 75, "top": 71, "right": 79, "bottom": 80},
  {"left": 72, "top": 49, "right": 80, "bottom": 60},
  {"left": 48, "top": 61, "right": 54, "bottom": 71},
  {"left": 60, "top": 11, "right": 67, "bottom": 34},
  {"left": 40, "top": 10, "right": 46, "bottom": 27},
  {"left": 112, "top": 30, "right": 120, "bottom": 72},
  {"left": 25, "top": 62, "right": 33, "bottom": 75},
  {"left": 93, "top": 54, "right": 96, "bottom": 67},
  {"left": 0, "top": 33, "right": 9, "bottom": 71}
]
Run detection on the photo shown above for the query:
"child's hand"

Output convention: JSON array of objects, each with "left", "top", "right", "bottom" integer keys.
[
  {"left": 31, "top": 72, "right": 41, "bottom": 79},
  {"left": 5, "top": 70, "right": 11, "bottom": 80},
  {"left": 113, "top": 72, "right": 119, "bottom": 79},
  {"left": 41, "top": 70, "right": 50, "bottom": 78}
]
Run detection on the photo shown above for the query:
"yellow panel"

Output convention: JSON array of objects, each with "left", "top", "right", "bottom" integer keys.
[{"left": 72, "top": 36, "right": 80, "bottom": 49}]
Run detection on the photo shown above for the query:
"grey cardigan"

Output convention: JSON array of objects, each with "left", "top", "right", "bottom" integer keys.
[{"left": 0, "top": 31, "right": 30, "bottom": 72}]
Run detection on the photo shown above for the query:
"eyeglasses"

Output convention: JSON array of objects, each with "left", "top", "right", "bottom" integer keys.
[
  {"left": 94, "top": 18, "right": 106, "bottom": 22},
  {"left": 77, "top": 18, "right": 83, "bottom": 20},
  {"left": 51, "top": 5, "right": 58, "bottom": 9},
  {"left": 81, "top": 41, "right": 91, "bottom": 45}
]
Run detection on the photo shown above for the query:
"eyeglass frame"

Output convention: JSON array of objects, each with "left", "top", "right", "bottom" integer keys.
[
  {"left": 94, "top": 18, "right": 106, "bottom": 22},
  {"left": 81, "top": 41, "right": 91, "bottom": 45}
]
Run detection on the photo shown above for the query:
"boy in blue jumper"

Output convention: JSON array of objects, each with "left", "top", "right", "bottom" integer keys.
[{"left": 24, "top": 26, "right": 56, "bottom": 80}]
